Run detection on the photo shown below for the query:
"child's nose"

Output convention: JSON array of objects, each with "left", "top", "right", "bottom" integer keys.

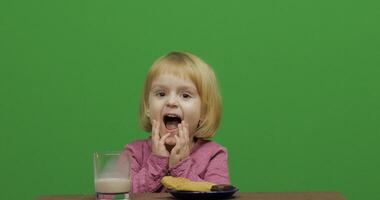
[{"left": 166, "top": 95, "right": 179, "bottom": 107}]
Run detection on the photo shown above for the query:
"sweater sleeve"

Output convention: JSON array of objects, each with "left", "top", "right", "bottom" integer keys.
[
  {"left": 125, "top": 144, "right": 169, "bottom": 193},
  {"left": 168, "top": 147, "right": 230, "bottom": 185}
]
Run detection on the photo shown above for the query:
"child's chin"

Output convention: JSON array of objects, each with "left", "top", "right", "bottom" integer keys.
[{"left": 164, "top": 137, "right": 177, "bottom": 146}]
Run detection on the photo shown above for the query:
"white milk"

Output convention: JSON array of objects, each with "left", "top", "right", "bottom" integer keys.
[{"left": 95, "top": 178, "right": 131, "bottom": 193}]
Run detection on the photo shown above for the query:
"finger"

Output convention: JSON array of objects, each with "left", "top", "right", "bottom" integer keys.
[
  {"left": 178, "top": 123, "right": 183, "bottom": 139},
  {"left": 180, "top": 121, "right": 187, "bottom": 138},
  {"left": 151, "top": 120, "right": 156, "bottom": 137},
  {"left": 171, "top": 135, "right": 181, "bottom": 155},
  {"left": 180, "top": 121, "right": 186, "bottom": 136},
  {"left": 180, "top": 121, "right": 188, "bottom": 143},
  {"left": 184, "top": 121, "right": 189, "bottom": 141},
  {"left": 160, "top": 132, "right": 171, "bottom": 143},
  {"left": 176, "top": 124, "right": 185, "bottom": 147},
  {"left": 152, "top": 120, "right": 160, "bottom": 142}
]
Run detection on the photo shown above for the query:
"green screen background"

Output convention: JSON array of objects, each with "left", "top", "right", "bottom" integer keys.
[{"left": 1, "top": 1, "right": 379, "bottom": 199}]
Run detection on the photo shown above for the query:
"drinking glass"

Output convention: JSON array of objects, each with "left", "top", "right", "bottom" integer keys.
[{"left": 93, "top": 151, "right": 131, "bottom": 199}]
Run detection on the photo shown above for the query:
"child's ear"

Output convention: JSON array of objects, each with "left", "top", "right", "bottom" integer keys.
[{"left": 145, "top": 109, "right": 150, "bottom": 118}]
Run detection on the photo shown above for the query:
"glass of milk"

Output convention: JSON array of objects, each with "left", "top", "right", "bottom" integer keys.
[{"left": 93, "top": 151, "right": 131, "bottom": 200}]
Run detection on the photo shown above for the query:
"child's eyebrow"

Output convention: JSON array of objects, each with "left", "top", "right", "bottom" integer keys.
[
  {"left": 151, "top": 84, "right": 167, "bottom": 90},
  {"left": 151, "top": 85, "right": 197, "bottom": 93},
  {"left": 178, "top": 86, "right": 198, "bottom": 93}
]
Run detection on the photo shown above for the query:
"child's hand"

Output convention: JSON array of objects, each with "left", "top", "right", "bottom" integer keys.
[
  {"left": 169, "top": 121, "right": 191, "bottom": 168},
  {"left": 151, "top": 119, "right": 170, "bottom": 157}
]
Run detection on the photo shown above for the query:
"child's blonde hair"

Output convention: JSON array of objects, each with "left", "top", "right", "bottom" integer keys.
[{"left": 140, "top": 51, "right": 222, "bottom": 138}]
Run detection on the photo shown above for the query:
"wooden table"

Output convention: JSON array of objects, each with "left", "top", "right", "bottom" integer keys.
[{"left": 38, "top": 192, "right": 346, "bottom": 200}]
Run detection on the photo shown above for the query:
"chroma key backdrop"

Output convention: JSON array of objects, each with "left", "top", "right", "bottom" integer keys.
[{"left": 1, "top": 1, "right": 379, "bottom": 199}]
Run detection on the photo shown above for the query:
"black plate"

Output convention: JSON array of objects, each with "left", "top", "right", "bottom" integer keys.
[{"left": 168, "top": 188, "right": 238, "bottom": 200}]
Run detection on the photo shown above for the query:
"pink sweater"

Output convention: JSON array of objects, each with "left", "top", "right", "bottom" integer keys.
[{"left": 124, "top": 139, "right": 230, "bottom": 193}]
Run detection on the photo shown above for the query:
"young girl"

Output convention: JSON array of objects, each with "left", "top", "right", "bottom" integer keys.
[{"left": 124, "top": 51, "right": 230, "bottom": 193}]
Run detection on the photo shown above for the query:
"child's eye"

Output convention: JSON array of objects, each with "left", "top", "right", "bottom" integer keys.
[
  {"left": 156, "top": 91, "right": 166, "bottom": 97},
  {"left": 182, "top": 93, "right": 191, "bottom": 99}
]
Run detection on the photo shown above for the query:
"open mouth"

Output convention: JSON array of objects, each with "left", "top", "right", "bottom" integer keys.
[{"left": 163, "top": 114, "right": 182, "bottom": 130}]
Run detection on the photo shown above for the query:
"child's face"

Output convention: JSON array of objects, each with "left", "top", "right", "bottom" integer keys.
[{"left": 148, "top": 74, "right": 202, "bottom": 146}]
